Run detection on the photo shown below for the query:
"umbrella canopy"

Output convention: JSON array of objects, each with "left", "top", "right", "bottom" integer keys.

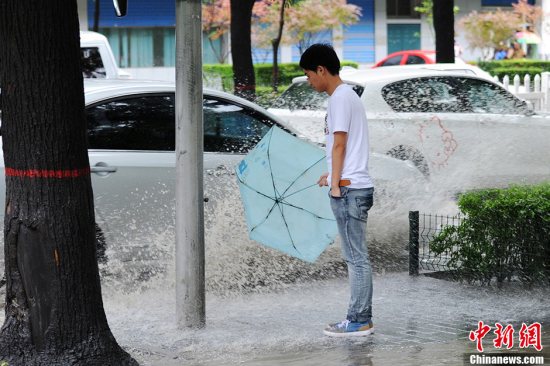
[
  {"left": 236, "top": 126, "right": 338, "bottom": 262},
  {"left": 516, "top": 31, "right": 541, "bottom": 44}
]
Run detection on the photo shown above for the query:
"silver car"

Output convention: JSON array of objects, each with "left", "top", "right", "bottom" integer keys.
[{"left": 0, "top": 79, "right": 425, "bottom": 290}]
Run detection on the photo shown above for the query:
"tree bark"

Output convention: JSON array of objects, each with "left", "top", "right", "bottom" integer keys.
[
  {"left": 271, "top": 0, "right": 287, "bottom": 93},
  {"left": 0, "top": 1, "right": 137, "bottom": 364},
  {"left": 230, "top": 0, "right": 256, "bottom": 100},
  {"left": 433, "top": 0, "right": 455, "bottom": 63}
]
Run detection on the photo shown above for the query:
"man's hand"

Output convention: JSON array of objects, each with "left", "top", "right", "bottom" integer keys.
[
  {"left": 317, "top": 172, "right": 329, "bottom": 187},
  {"left": 330, "top": 186, "right": 341, "bottom": 198}
]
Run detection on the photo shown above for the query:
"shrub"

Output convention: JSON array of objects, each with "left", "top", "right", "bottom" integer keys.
[
  {"left": 203, "top": 64, "right": 234, "bottom": 91},
  {"left": 203, "top": 61, "right": 359, "bottom": 92},
  {"left": 255, "top": 61, "right": 359, "bottom": 87},
  {"left": 430, "top": 183, "right": 550, "bottom": 286},
  {"left": 491, "top": 67, "right": 544, "bottom": 80},
  {"left": 255, "top": 63, "right": 305, "bottom": 86},
  {"left": 477, "top": 59, "right": 550, "bottom": 71}
]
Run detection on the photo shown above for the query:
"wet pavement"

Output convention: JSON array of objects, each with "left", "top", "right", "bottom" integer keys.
[{"left": 99, "top": 272, "right": 550, "bottom": 366}]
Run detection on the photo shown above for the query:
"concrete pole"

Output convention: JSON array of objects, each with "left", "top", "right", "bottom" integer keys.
[
  {"left": 175, "top": 0, "right": 205, "bottom": 328},
  {"left": 77, "top": 0, "right": 88, "bottom": 30}
]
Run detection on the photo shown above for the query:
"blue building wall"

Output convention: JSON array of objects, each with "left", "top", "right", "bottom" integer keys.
[
  {"left": 343, "top": 0, "right": 375, "bottom": 63},
  {"left": 87, "top": 0, "right": 377, "bottom": 65}
]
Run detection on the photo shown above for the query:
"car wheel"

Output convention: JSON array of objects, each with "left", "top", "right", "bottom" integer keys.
[
  {"left": 387, "top": 145, "right": 430, "bottom": 177},
  {"left": 95, "top": 223, "right": 108, "bottom": 264}
]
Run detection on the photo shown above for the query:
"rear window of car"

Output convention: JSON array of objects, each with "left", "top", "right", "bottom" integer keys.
[
  {"left": 381, "top": 76, "right": 528, "bottom": 114},
  {"left": 382, "top": 77, "right": 462, "bottom": 113},
  {"left": 406, "top": 55, "right": 426, "bottom": 65},
  {"left": 272, "top": 82, "right": 364, "bottom": 111},
  {"left": 381, "top": 55, "right": 402, "bottom": 66}
]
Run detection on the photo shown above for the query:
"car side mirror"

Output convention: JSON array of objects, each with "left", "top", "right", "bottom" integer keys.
[{"left": 113, "top": 0, "right": 127, "bottom": 17}]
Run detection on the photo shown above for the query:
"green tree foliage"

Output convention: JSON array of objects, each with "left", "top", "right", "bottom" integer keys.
[
  {"left": 459, "top": 9, "right": 522, "bottom": 60},
  {"left": 253, "top": 0, "right": 361, "bottom": 55},
  {"left": 458, "top": 0, "right": 543, "bottom": 61},
  {"left": 415, "top": 0, "right": 459, "bottom": 29}
]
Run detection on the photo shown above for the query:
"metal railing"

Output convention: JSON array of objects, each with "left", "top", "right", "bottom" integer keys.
[{"left": 409, "top": 211, "right": 463, "bottom": 275}]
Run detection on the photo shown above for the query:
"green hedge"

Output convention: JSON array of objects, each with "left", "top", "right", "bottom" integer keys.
[
  {"left": 491, "top": 67, "right": 544, "bottom": 79},
  {"left": 476, "top": 60, "right": 550, "bottom": 79},
  {"left": 203, "top": 64, "right": 234, "bottom": 91},
  {"left": 203, "top": 61, "right": 359, "bottom": 92},
  {"left": 430, "top": 183, "right": 550, "bottom": 286}
]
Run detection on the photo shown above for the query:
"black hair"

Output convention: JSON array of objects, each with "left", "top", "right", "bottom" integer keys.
[{"left": 299, "top": 43, "right": 340, "bottom": 75}]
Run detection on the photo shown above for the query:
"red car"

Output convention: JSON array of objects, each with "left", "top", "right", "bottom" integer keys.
[{"left": 373, "top": 50, "right": 441, "bottom": 67}]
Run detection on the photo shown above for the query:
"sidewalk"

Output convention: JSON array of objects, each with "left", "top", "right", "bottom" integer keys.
[{"left": 102, "top": 272, "right": 550, "bottom": 366}]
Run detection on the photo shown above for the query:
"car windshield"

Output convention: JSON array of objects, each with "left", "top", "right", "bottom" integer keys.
[{"left": 272, "top": 82, "right": 364, "bottom": 111}]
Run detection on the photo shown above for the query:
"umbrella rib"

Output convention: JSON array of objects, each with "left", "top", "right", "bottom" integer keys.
[
  {"left": 250, "top": 201, "right": 279, "bottom": 232},
  {"left": 283, "top": 183, "right": 318, "bottom": 199},
  {"left": 275, "top": 200, "right": 300, "bottom": 253},
  {"left": 265, "top": 130, "right": 284, "bottom": 203},
  {"left": 278, "top": 199, "right": 336, "bottom": 221},
  {"left": 237, "top": 175, "right": 278, "bottom": 201},
  {"left": 280, "top": 156, "right": 325, "bottom": 199}
]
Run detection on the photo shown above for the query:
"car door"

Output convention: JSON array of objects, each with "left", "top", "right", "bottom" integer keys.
[
  {"left": 452, "top": 77, "right": 550, "bottom": 188},
  {"left": 374, "top": 76, "right": 485, "bottom": 188},
  {"left": 86, "top": 92, "right": 283, "bottom": 277},
  {"left": 87, "top": 93, "right": 177, "bottom": 272},
  {"left": 375, "top": 75, "right": 550, "bottom": 191}
]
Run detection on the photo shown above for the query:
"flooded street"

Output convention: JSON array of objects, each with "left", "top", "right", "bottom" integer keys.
[{"left": 95, "top": 272, "right": 549, "bottom": 365}]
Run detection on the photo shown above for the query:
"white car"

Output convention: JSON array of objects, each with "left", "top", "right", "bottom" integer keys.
[
  {"left": 80, "top": 31, "right": 130, "bottom": 79},
  {"left": 0, "top": 79, "right": 425, "bottom": 285},
  {"left": 268, "top": 67, "right": 550, "bottom": 193},
  {"left": 372, "top": 62, "right": 495, "bottom": 81}
]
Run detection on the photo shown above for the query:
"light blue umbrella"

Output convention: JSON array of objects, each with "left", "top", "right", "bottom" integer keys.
[{"left": 235, "top": 126, "right": 338, "bottom": 263}]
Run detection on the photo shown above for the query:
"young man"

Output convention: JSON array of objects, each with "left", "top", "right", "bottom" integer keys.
[{"left": 300, "top": 44, "right": 375, "bottom": 337}]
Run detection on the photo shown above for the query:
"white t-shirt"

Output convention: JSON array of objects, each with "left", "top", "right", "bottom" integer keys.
[{"left": 325, "top": 83, "right": 373, "bottom": 189}]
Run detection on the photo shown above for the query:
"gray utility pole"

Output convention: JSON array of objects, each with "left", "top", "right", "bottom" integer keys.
[{"left": 175, "top": 0, "right": 205, "bottom": 328}]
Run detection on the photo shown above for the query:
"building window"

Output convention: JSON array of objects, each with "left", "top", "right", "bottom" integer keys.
[
  {"left": 387, "top": 0, "right": 421, "bottom": 19},
  {"left": 100, "top": 27, "right": 175, "bottom": 68}
]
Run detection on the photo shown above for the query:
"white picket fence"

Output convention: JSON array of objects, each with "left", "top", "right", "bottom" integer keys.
[{"left": 493, "top": 72, "right": 550, "bottom": 112}]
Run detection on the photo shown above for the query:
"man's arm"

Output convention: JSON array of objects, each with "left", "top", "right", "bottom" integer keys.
[{"left": 330, "top": 131, "right": 347, "bottom": 197}]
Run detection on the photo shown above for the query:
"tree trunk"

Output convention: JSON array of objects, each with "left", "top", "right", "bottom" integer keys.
[
  {"left": 230, "top": 0, "right": 256, "bottom": 100},
  {"left": 271, "top": 0, "right": 286, "bottom": 93},
  {"left": 433, "top": 0, "right": 455, "bottom": 63},
  {"left": 0, "top": 1, "right": 137, "bottom": 365}
]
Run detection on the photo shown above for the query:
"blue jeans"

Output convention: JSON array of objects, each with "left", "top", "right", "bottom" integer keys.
[{"left": 329, "top": 187, "right": 374, "bottom": 323}]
